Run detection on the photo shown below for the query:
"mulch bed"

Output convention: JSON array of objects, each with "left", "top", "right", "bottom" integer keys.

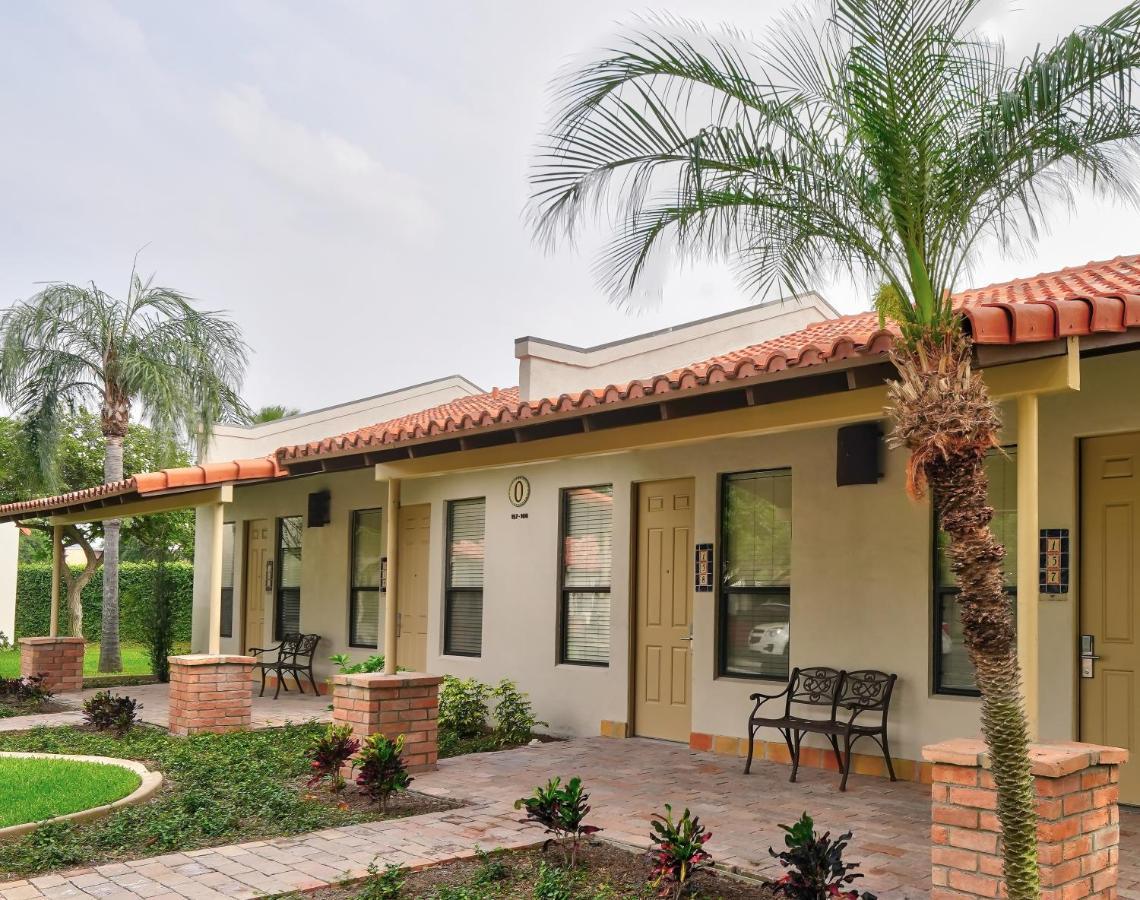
[
  {"left": 299, "top": 787, "right": 455, "bottom": 819},
  {"left": 0, "top": 699, "right": 71, "bottom": 719},
  {"left": 301, "top": 842, "right": 774, "bottom": 898}
]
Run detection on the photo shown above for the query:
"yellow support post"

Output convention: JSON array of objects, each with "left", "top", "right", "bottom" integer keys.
[
  {"left": 205, "top": 502, "right": 225, "bottom": 655},
  {"left": 49, "top": 524, "right": 62, "bottom": 637},
  {"left": 383, "top": 479, "right": 401, "bottom": 675}
]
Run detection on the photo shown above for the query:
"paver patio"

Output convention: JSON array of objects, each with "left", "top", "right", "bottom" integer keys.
[
  {"left": 0, "top": 682, "right": 331, "bottom": 734},
  {"left": 0, "top": 737, "right": 1136, "bottom": 898}
]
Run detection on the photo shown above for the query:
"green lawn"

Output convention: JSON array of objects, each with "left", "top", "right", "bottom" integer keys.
[
  {"left": 0, "top": 757, "right": 141, "bottom": 828},
  {"left": 0, "top": 643, "right": 157, "bottom": 679}
]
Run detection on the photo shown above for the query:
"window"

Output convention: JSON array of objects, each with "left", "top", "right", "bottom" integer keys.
[
  {"left": 350, "top": 509, "right": 383, "bottom": 648},
  {"left": 275, "top": 516, "right": 303, "bottom": 639},
  {"left": 719, "top": 469, "right": 792, "bottom": 679},
  {"left": 559, "top": 485, "right": 613, "bottom": 665},
  {"left": 444, "top": 498, "right": 485, "bottom": 656},
  {"left": 220, "top": 522, "right": 235, "bottom": 638},
  {"left": 934, "top": 448, "right": 1017, "bottom": 695}
]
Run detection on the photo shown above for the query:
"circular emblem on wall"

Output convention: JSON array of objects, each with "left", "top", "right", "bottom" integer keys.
[{"left": 508, "top": 475, "right": 531, "bottom": 507}]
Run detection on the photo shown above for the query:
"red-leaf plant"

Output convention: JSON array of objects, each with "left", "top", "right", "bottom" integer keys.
[
  {"left": 305, "top": 723, "right": 361, "bottom": 795},
  {"left": 514, "top": 776, "right": 602, "bottom": 867},
  {"left": 769, "top": 812, "right": 877, "bottom": 900},
  {"left": 648, "top": 804, "right": 713, "bottom": 898}
]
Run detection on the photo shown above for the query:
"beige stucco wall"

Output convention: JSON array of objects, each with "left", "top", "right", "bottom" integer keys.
[{"left": 189, "top": 348, "right": 1140, "bottom": 761}]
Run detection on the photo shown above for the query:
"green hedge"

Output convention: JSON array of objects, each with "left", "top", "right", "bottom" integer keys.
[{"left": 14, "top": 562, "right": 194, "bottom": 644}]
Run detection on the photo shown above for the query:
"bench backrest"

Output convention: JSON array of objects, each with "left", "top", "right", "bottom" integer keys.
[
  {"left": 785, "top": 666, "right": 844, "bottom": 717},
  {"left": 838, "top": 669, "right": 896, "bottom": 725},
  {"left": 277, "top": 632, "right": 320, "bottom": 663}
]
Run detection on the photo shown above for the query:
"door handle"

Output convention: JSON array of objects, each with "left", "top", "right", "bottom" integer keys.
[
  {"left": 679, "top": 633, "right": 694, "bottom": 642},
  {"left": 1080, "top": 635, "right": 1100, "bottom": 678}
]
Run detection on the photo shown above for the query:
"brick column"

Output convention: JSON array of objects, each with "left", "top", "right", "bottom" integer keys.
[
  {"left": 168, "top": 654, "right": 254, "bottom": 736},
  {"left": 331, "top": 672, "right": 442, "bottom": 773},
  {"left": 923, "top": 738, "right": 1128, "bottom": 899},
  {"left": 19, "top": 637, "right": 85, "bottom": 693}
]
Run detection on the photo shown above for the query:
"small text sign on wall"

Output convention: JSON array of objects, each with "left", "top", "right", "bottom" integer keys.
[
  {"left": 695, "top": 543, "right": 714, "bottom": 593},
  {"left": 1039, "top": 529, "right": 1070, "bottom": 594}
]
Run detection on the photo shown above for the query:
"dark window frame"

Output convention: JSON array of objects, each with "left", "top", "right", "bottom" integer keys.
[
  {"left": 558, "top": 484, "right": 613, "bottom": 667},
  {"left": 220, "top": 522, "right": 235, "bottom": 638},
  {"left": 274, "top": 515, "right": 303, "bottom": 640},
  {"left": 716, "top": 468, "right": 793, "bottom": 682},
  {"left": 348, "top": 507, "right": 383, "bottom": 649},
  {"left": 443, "top": 497, "right": 485, "bottom": 658},
  {"left": 932, "top": 446, "right": 1018, "bottom": 697}
]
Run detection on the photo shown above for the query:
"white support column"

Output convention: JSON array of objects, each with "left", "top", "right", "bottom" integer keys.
[
  {"left": 49, "top": 524, "right": 62, "bottom": 637},
  {"left": 383, "top": 479, "right": 401, "bottom": 674},
  {"left": 1016, "top": 393, "right": 1040, "bottom": 739},
  {"left": 204, "top": 502, "right": 225, "bottom": 655}
]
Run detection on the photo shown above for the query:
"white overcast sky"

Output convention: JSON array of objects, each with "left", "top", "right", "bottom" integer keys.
[{"left": 0, "top": 0, "right": 1135, "bottom": 411}]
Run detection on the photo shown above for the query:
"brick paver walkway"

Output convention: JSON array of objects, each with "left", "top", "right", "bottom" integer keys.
[
  {"left": 1, "top": 737, "right": 1136, "bottom": 898},
  {"left": 0, "top": 683, "right": 331, "bottom": 734}
]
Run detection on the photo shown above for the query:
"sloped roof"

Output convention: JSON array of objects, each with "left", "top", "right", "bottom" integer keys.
[
  {"left": 0, "top": 458, "right": 284, "bottom": 520},
  {"left": 277, "top": 254, "right": 1140, "bottom": 464}
]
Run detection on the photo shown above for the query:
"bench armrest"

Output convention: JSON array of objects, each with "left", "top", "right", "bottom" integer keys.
[
  {"left": 748, "top": 683, "right": 791, "bottom": 717},
  {"left": 247, "top": 644, "right": 279, "bottom": 658}
]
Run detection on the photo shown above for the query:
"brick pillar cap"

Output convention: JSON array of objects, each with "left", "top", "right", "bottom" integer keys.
[
  {"left": 923, "top": 738, "right": 1129, "bottom": 775},
  {"left": 19, "top": 636, "right": 86, "bottom": 645},
  {"left": 169, "top": 654, "right": 256, "bottom": 666},
  {"left": 331, "top": 672, "right": 443, "bottom": 688}
]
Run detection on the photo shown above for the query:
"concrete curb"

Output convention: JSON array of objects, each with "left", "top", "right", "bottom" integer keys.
[{"left": 0, "top": 751, "right": 162, "bottom": 840}]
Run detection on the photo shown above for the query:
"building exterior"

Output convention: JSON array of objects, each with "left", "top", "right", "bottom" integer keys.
[{"left": 4, "top": 257, "right": 1140, "bottom": 801}]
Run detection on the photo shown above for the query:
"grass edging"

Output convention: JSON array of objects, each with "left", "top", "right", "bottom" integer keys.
[{"left": 0, "top": 751, "right": 162, "bottom": 839}]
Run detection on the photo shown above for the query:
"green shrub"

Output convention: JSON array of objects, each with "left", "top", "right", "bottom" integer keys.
[
  {"left": 356, "top": 862, "right": 406, "bottom": 900},
  {"left": 14, "top": 562, "right": 193, "bottom": 643},
  {"left": 438, "top": 676, "right": 491, "bottom": 740},
  {"left": 355, "top": 733, "right": 412, "bottom": 813},
  {"left": 492, "top": 679, "right": 546, "bottom": 746},
  {"left": 82, "top": 692, "right": 141, "bottom": 735}
]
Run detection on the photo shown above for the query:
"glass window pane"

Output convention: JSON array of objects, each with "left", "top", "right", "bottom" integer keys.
[
  {"left": 278, "top": 587, "right": 301, "bottom": 636},
  {"left": 447, "top": 499, "right": 485, "bottom": 589},
  {"left": 352, "top": 588, "right": 380, "bottom": 648},
  {"left": 352, "top": 509, "right": 383, "bottom": 588},
  {"left": 277, "top": 516, "right": 303, "bottom": 638},
  {"left": 938, "top": 591, "right": 976, "bottom": 692},
  {"left": 563, "top": 486, "right": 613, "bottom": 589},
  {"left": 564, "top": 591, "right": 610, "bottom": 664},
  {"left": 723, "top": 592, "right": 790, "bottom": 678},
  {"left": 445, "top": 589, "right": 483, "bottom": 656},
  {"left": 723, "top": 471, "right": 792, "bottom": 588},
  {"left": 936, "top": 449, "right": 1017, "bottom": 588},
  {"left": 220, "top": 523, "right": 235, "bottom": 638}
]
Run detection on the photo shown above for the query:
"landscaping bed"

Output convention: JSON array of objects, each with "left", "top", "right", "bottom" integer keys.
[
  {"left": 0, "top": 723, "right": 456, "bottom": 877},
  {"left": 293, "top": 843, "right": 773, "bottom": 899}
]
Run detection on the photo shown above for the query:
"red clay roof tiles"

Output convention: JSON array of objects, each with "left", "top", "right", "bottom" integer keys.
[
  {"left": 0, "top": 457, "right": 284, "bottom": 520},
  {"left": 278, "top": 254, "right": 1140, "bottom": 464}
]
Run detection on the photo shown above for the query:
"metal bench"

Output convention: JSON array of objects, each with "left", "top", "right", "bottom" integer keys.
[
  {"left": 249, "top": 632, "right": 322, "bottom": 699},
  {"left": 743, "top": 666, "right": 897, "bottom": 791}
]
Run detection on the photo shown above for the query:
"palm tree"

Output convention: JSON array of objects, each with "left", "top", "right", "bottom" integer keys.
[
  {"left": 251, "top": 405, "right": 301, "bottom": 423},
  {"left": 528, "top": 2, "right": 1140, "bottom": 895},
  {"left": 0, "top": 264, "right": 249, "bottom": 672}
]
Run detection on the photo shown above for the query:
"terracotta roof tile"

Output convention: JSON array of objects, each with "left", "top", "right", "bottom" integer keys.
[
  {"left": 0, "top": 457, "right": 284, "bottom": 520},
  {"left": 279, "top": 254, "right": 1140, "bottom": 464}
]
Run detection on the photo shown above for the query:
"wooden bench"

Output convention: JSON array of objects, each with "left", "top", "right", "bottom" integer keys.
[
  {"left": 743, "top": 666, "right": 897, "bottom": 791},
  {"left": 248, "top": 633, "right": 322, "bottom": 699}
]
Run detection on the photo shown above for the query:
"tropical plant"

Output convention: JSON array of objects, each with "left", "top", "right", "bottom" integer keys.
[
  {"left": 0, "top": 264, "right": 249, "bottom": 672},
  {"left": 0, "top": 674, "right": 52, "bottom": 706},
  {"left": 250, "top": 405, "right": 301, "bottom": 423},
  {"left": 438, "top": 675, "right": 491, "bottom": 740},
  {"left": 514, "top": 776, "right": 601, "bottom": 867},
  {"left": 82, "top": 691, "right": 141, "bottom": 735},
  {"left": 355, "top": 732, "right": 413, "bottom": 812},
  {"left": 491, "top": 678, "right": 546, "bottom": 746},
  {"left": 355, "top": 861, "right": 407, "bottom": 900},
  {"left": 305, "top": 723, "right": 361, "bottom": 794},
  {"left": 769, "top": 813, "right": 875, "bottom": 900},
  {"left": 330, "top": 653, "right": 386, "bottom": 674},
  {"left": 528, "top": 3, "right": 1140, "bottom": 893},
  {"left": 647, "top": 805, "right": 713, "bottom": 898}
]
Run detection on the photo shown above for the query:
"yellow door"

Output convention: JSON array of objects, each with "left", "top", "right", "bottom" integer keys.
[
  {"left": 1081, "top": 432, "right": 1140, "bottom": 805},
  {"left": 243, "top": 519, "right": 272, "bottom": 652},
  {"left": 396, "top": 504, "right": 431, "bottom": 672},
  {"left": 635, "top": 478, "right": 694, "bottom": 741}
]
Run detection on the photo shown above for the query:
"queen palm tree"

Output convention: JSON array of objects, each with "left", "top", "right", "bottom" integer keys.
[
  {"left": 528, "top": 1, "right": 1140, "bottom": 895},
  {"left": 0, "top": 264, "right": 249, "bottom": 672}
]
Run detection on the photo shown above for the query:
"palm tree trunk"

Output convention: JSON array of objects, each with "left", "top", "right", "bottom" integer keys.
[
  {"left": 99, "top": 434, "right": 124, "bottom": 672},
  {"left": 889, "top": 335, "right": 1040, "bottom": 900}
]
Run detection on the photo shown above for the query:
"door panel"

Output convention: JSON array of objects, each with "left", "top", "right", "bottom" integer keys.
[
  {"left": 396, "top": 504, "right": 431, "bottom": 672},
  {"left": 635, "top": 478, "right": 694, "bottom": 741},
  {"left": 243, "top": 519, "right": 272, "bottom": 653},
  {"left": 1081, "top": 433, "right": 1140, "bottom": 805}
]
